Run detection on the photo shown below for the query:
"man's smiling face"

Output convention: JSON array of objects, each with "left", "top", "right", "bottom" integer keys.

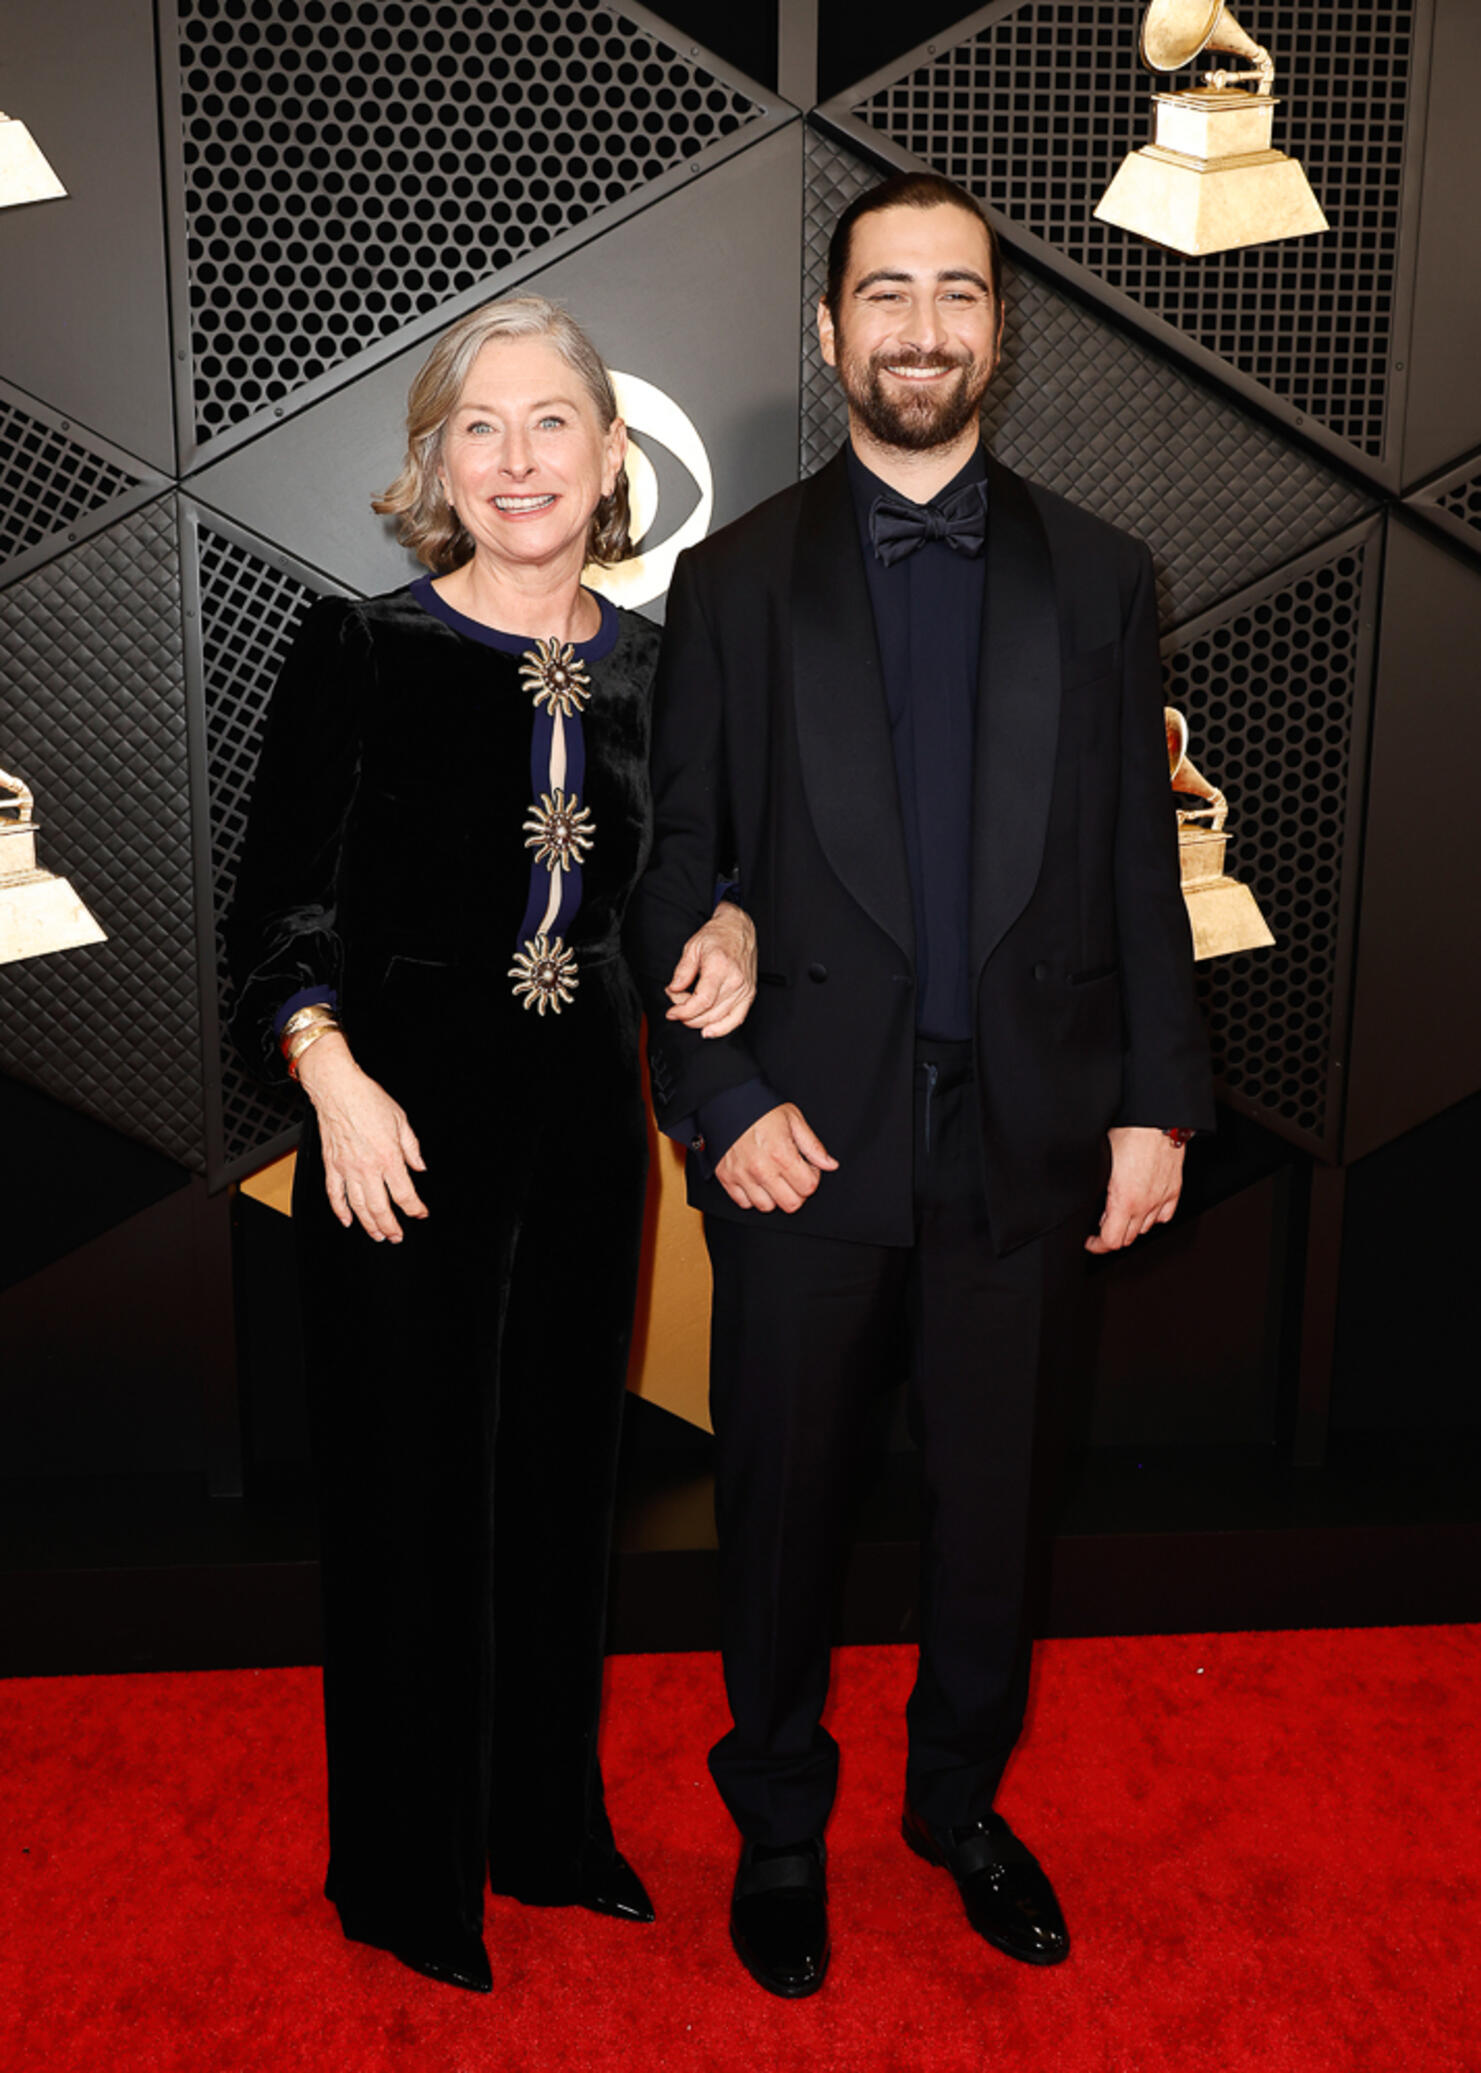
[{"left": 819, "top": 202, "right": 1004, "bottom": 454}]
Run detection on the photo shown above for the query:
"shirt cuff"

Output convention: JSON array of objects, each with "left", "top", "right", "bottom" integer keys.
[
  {"left": 273, "top": 985, "right": 338, "bottom": 1036},
  {"left": 668, "top": 1076, "right": 780, "bottom": 1180}
]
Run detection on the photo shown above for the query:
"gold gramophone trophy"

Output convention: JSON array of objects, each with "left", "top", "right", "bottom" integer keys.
[
  {"left": 1165, "top": 711, "right": 1274, "bottom": 960},
  {"left": 1095, "top": 0, "right": 1328, "bottom": 255},
  {"left": 0, "top": 764, "right": 106, "bottom": 967}
]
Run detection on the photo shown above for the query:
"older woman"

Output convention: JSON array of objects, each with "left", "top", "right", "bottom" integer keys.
[{"left": 227, "top": 297, "right": 753, "bottom": 1993}]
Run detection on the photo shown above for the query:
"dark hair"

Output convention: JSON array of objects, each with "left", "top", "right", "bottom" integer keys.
[{"left": 824, "top": 172, "right": 1003, "bottom": 323}]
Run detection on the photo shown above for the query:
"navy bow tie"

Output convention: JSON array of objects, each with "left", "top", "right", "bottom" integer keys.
[{"left": 869, "top": 479, "right": 988, "bottom": 567}]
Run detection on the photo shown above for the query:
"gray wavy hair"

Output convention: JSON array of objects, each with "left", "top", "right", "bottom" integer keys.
[{"left": 373, "top": 295, "right": 632, "bottom": 573}]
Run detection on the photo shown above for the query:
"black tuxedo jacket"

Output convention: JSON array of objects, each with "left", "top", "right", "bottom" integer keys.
[{"left": 626, "top": 446, "right": 1214, "bottom": 1252}]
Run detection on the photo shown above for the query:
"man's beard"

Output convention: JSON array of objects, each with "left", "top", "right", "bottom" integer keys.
[{"left": 839, "top": 347, "right": 991, "bottom": 453}]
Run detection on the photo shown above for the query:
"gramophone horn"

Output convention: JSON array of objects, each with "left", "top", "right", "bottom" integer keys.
[
  {"left": 1163, "top": 708, "right": 1228, "bottom": 831},
  {"left": 1164, "top": 707, "right": 1188, "bottom": 780},
  {"left": 1141, "top": 0, "right": 1273, "bottom": 84}
]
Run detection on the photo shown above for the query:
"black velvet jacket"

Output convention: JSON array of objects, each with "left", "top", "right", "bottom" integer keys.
[{"left": 226, "top": 587, "right": 659, "bottom": 1088}]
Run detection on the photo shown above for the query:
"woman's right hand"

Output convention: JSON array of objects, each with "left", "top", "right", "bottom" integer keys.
[{"left": 294, "top": 1033, "right": 429, "bottom": 1242}]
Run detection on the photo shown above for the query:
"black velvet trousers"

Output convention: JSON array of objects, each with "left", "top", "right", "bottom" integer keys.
[
  {"left": 292, "top": 960, "right": 647, "bottom": 1972},
  {"left": 704, "top": 1039, "right": 1087, "bottom": 1846}
]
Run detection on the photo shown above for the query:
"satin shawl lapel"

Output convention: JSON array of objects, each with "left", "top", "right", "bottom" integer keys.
[
  {"left": 970, "top": 458, "right": 1062, "bottom": 978},
  {"left": 791, "top": 451, "right": 914, "bottom": 959}
]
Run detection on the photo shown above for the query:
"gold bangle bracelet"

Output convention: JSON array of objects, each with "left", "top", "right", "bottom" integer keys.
[
  {"left": 286, "top": 1021, "right": 341, "bottom": 1079},
  {"left": 281, "top": 1002, "right": 338, "bottom": 1043}
]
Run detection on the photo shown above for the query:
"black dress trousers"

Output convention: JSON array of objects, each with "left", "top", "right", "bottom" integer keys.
[{"left": 703, "top": 1040, "right": 1087, "bottom": 1846}]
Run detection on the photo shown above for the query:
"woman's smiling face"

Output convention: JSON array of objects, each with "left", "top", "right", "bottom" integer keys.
[{"left": 438, "top": 334, "right": 625, "bottom": 578}]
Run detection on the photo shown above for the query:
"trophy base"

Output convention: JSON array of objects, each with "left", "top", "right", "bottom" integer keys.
[
  {"left": 0, "top": 870, "right": 108, "bottom": 966},
  {"left": 1095, "top": 94, "right": 1328, "bottom": 256},
  {"left": 1184, "top": 875, "right": 1276, "bottom": 961}
]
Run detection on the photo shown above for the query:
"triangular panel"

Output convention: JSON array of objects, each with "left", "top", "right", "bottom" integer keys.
[
  {"left": 1406, "top": 451, "right": 1481, "bottom": 561},
  {"left": 164, "top": 0, "right": 775, "bottom": 460},
  {"left": 0, "top": 0, "right": 177, "bottom": 474},
  {"left": 0, "top": 384, "right": 170, "bottom": 588}
]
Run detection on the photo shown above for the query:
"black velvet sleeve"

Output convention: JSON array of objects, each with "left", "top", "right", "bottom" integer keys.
[{"left": 224, "top": 595, "right": 370, "bottom": 1086}]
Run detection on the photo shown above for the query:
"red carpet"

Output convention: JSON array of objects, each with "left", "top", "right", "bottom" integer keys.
[{"left": 3, "top": 1628, "right": 1479, "bottom": 2072}]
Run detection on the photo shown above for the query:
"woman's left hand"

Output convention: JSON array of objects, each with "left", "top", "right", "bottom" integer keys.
[{"left": 664, "top": 900, "right": 757, "bottom": 1038}]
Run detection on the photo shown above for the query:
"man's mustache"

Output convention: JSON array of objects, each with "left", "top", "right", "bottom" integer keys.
[{"left": 868, "top": 351, "right": 973, "bottom": 374}]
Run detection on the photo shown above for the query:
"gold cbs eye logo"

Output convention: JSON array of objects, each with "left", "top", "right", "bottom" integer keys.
[{"left": 586, "top": 372, "right": 713, "bottom": 611}]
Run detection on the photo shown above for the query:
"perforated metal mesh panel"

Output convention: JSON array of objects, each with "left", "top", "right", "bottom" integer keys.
[
  {"left": 1436, "top": 474, "right": 1481, "bottom": 533},
  {"left": 1408, "top": 452, "right": 1481, "bottom": 555},
  {"left": 1165, "top": 522, "right": 1379, "bottom": 1152},
  {"left": 0, "top": 499, "right": 206, "bottom": 1169},
  {"left": 174, "top": 0, "right": 764, "bottom": 442},
  {"left": 197, "top": 523, "right": 334, "bottom": 1178},
  {"left": 0, "top": 394, "right": 139, "bottom": 572},
  {"left": 802, "top": 126, "right": 1374, "bottom": 625},
  {"left": 851, "top": 1, "right": 1414, "bottom": 463}
]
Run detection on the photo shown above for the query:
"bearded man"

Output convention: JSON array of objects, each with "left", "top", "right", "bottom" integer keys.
[{"left": 627, "top": 172, "right": 1213, "bottom": 1997}]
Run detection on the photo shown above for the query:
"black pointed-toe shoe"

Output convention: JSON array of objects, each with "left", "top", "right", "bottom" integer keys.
[
  {"left": 391, "top": 1942, "right": 494, "bottom": 1993},
  {"left": 729, "top": 1837, "right": 830, "bottom": 1998},
  {"left": 902, "top": 1800, "right": 1070, "bottom": 1966},
  {"left": 577, "top": 1846, "right": 656, "bottom": 1924}
]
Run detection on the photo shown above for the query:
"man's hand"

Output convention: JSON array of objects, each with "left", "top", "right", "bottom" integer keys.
[
  {"left": 715, "top": 1103, "right": 838, "bottom": 1213},
  {"left": 296, "top": 1033, "right": 429, "bottom": 1243},
  {"left": 664, "top": 900, "right": 758, "bottom": 1039},
  {"left": 1085, "top": 1125, "right": 1185, "bottom": 1255}
]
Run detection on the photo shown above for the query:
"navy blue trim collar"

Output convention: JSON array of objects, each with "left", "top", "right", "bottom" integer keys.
[{"left": 408, "top": 573, "right": 620, "bottom": 661}]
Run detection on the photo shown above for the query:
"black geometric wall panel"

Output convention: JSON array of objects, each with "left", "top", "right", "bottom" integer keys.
[
  {"left": 1164, "top": 520, "right": 1381, "bottom": 1156},
  {"left": 1343, "top": 520, "right": 1481, "bottom": 1162},
  {"left": 2, "top": 0, "right": 178, "bottom": 474},
  {"left": 846, "top": 0, "right": 1421, "bottom": 473},
  {"left": 189, "top": 120, "right": 805, "bottom": 601},
  {"left": 1407, "top": 451, "right": 1481, "bottom": 558},
  {"left": 802, "top": 126, "right": 1376, "bottom": 628},
  {"left": 192, "top": 519, "right": 340, "bottom": 1184},
  {"left": 0, "top": 500, "right": 206, "bottom": 1170},
  {"left": 169, "top": 0, "right": 767, "bottom": 447},
  {"left": 0, "top": 384, "right": 167, "bottom": 588}
]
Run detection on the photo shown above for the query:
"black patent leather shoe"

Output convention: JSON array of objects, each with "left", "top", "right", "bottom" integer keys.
[
  {"left": 730, "top": 1837, "right": 830, "bottom": 1998},
  {"left": 577, "top": 1846, "right": 656, "bottom": 1924},
  {"left": 391, "top": 1942, "right": 493, "bottom": 1993},
  {"left": 902, "top": 1800, "right": 1070, "bottom": 1966}
]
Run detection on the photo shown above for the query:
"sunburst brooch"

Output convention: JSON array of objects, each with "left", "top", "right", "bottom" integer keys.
[
  {"left": 519, "top": 638, "right": 592, "bottom": 719},
  {"left": 509, "top": 933, "right": 579, "bottom": 1015},
  {"left": 523, "top": 789, "right": 596, "bottom": 874}
]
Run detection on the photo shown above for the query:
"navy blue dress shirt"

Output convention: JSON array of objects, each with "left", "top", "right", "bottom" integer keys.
[{"left": 847, "top": 442, "right": 986, "bottom": 1041}]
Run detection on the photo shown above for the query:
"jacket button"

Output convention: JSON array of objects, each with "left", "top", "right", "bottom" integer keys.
[
  {"left": 808, "top": 961, "right": 828, "bottom": 983},
  {"left": 690, "top": 1135, "right": 706, "bottom": 1154},
  {"left": 1033, "top": 961, "right": 1050, "bottom": 981}
]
